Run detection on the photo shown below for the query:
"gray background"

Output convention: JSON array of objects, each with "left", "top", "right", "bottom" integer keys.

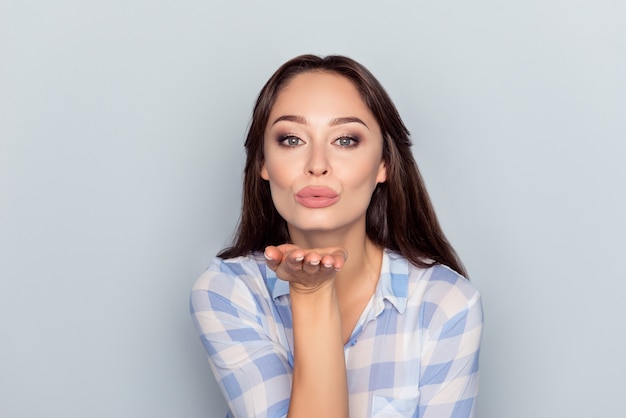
[{"left": 1, "top": 1, "right": 624, "bottom": 417}]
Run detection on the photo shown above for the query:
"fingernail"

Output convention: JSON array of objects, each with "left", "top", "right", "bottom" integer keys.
[
  {"left": 264, "top": 252, "right": 272, "bottom": 261},
  {"left": 334, "top": 267, "right": 342, "bottom": 272},
  {"left": 294, "top": 256, "right": 304, "bottom": 262},
  {"left": 310, "top": 260, "right": 320, "bottom": 266},
  {"left": 324, "top": 263, "right": 333, "bottom": 268}
]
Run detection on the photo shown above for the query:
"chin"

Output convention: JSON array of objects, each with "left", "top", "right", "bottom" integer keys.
[{"left": 288, "top": 217, "right": 364, "bottom": 236}]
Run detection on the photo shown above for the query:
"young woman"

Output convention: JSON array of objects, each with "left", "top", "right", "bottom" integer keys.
[{"left": 190, "top": 55, "right": 483, "bottom": 418}]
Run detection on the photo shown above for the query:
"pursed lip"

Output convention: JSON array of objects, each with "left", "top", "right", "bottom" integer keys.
[{"left": 295, "top": 186, "right": 339, "bottom": 208}]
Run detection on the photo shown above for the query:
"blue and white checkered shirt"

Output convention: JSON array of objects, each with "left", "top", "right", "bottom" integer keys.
[{"left": 190, "top": 249, "right": 483, "bottom": 417}]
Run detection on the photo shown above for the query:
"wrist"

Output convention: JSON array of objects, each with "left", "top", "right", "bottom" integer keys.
[{"left": 289, "top": 278, "right": 335, "bottom": 297}]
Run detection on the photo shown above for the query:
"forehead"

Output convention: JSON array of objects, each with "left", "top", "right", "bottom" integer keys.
[{"left": 270, "top": 71, "right": 373, "bottom": 118}]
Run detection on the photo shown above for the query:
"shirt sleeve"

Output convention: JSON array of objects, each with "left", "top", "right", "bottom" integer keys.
[
  {"left": 418, "top": 267, "right": 484, "bottom": 418},
  {"left": 190, "top": 258, "right": 292, "bottom": 418}
]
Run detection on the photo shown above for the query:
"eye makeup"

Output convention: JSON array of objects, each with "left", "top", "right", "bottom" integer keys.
[
  {"left": 333, "top": 135, "right": 360, "bottom": 148},
  {"left": 274, "top": 132, "right": 363, "bottom": 149},
  {"left": 277, "top": 134, "right": 303, "bottom": 147}
]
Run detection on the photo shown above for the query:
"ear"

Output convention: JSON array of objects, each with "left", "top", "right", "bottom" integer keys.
[
  {"left": 260, "top": 162, "right": 269, "bottom": 180},
  {"left": 376, "top": 160, "right": 387, "bottom": 183}
]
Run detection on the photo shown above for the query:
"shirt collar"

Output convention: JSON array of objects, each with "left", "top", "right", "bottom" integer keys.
[
  {"left": 266, "top": 249, "right": 409, "bottom": 313},
  {"left": 377, "top": 249, "right": 409, "bottom": 313}
]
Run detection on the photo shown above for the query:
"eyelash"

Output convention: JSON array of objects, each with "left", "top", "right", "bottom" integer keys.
[
  {"left": 278, "top": 135, "right": 302, "bottom": 147},
  {"left": 277, "top": 134, "right": 360, "bottom": 148},
  {"left": 334, "top": 135, "right": 360, "bottom": 148}
]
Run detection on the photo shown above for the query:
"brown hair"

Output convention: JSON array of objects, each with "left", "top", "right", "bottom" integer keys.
[{"left": 218, "top": 54, "right": 467, "bottom": 277}]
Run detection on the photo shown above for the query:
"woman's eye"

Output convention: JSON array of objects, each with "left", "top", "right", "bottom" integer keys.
[
  {"left": 279, "top": 136, "right": 302, "bottom": 146},
  {"left": 335, "top": 136, "right": 358, "bottom": 147}
]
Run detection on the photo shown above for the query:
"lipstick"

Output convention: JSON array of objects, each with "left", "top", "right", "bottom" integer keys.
[{"left": 295, "top": 186, "right": 339, "bottom": 208}]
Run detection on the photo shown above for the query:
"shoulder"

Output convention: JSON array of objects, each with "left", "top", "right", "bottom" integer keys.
[
  {"left": 412, "top": 263, "right": 480, "bottom": 308},
  {"left": 192, "top": 253, "right": 271, "bottom": 289},
  {"left": 190, "top": 253, "right": 273, "bottom": 314},
  {"left": 193, "top": 253, "right": 267, "bottom": 286},
  {"left": 392, "top": 254, "right": 482, "bottom": 328}
]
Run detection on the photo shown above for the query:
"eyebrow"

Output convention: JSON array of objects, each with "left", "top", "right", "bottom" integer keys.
[{"left": 270, "top": 115, "right": 369, "bottom": 130}]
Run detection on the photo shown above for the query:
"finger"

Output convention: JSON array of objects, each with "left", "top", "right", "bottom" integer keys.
[
  {"left": 329, "top": 247, "right": 348, "bottom": 261},
  {"left": 302, "top": 253, "right": 322, "bottom": 274},
  {"left": 328, "top": 248, "right": 348, "bottom": 270},
  {"left": 263, "top": 246, "right": 281, "bottom": 271},
  {"left": 284, "top": 249, "right": 305, "bottom": 271},
  {"left": 319, "top": 254, "right": 337, "bottom": 270},
  {"left": 275, "top": 243, "right": 301, "bottom": 255}
]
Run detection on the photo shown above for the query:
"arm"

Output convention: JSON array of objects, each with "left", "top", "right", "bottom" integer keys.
[
  {"left": 418, "top": 268, "right": 483, "bottom": 418},
  {"left": 264, "top": 245, "right": 349, "bottom": 418},
  {"left": 190, "top": 260, "right": 294, "bottom": 417},
  {"left": 190, "top": 248, "right": 349, "bottom": 418}
]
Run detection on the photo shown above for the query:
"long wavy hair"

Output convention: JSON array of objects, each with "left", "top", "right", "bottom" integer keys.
[{"left": 218, "top": 54, "right": 467, "bottom": 277}]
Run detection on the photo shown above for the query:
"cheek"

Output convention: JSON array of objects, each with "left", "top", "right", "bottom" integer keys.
[
  {"left": 262, "top": 160, "right": 292, "bottom": 188},
  {"left": 345, "top": 157, "right": 385, "bottom": 186}
]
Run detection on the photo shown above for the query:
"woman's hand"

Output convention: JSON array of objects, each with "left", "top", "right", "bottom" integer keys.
[{"left": 264, "top": 244, "right": 348, "bottom": 293}]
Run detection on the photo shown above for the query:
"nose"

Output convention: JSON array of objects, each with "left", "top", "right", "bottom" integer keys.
[{"left": 305, "top": 143, "right": 330, "bottom": 176}]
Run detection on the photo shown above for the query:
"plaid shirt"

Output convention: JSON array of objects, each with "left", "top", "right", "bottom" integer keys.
[{"left": 190, "top": 249, "right": 483, "bottom": 417}]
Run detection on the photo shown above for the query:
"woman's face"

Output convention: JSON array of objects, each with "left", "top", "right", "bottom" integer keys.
[{"left": 261, "top": 71, "right": 386, "bottom": 238}]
